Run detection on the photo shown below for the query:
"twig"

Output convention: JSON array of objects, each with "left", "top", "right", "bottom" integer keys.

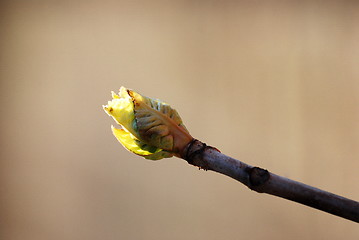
[
  {"left": 104, "top": 87, "right": 359, "bottom": 223},
  {"left": 183, "top": 139, "right": 359, "bottom": 223}
]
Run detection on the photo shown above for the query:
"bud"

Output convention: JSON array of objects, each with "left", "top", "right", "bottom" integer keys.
[{"left": 103, "top": 87, "right": 193, "bottom": 160}]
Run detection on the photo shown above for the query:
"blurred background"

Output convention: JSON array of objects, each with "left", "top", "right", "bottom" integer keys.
[{"left": 1, "top": 1, "right": 358, "bottom": 239}]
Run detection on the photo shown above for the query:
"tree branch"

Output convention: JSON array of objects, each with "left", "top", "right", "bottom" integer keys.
[
  {"left": 104, "top": 88, "right": 359, "bottom": 223},
  {"left": 183, "top": 139, "right": 359, "bottom": 223}
]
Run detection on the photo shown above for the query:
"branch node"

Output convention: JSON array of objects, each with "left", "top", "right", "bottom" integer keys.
[
  {"left": 183, "top": 139, "right": 219, "bottom": 170},
  {"left": 247, "top": 166, "right": 270, "bottom": 187}
]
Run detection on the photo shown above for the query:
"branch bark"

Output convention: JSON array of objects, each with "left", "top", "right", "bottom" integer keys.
[{"left": 182, "top": 139, "right": 359, "bottom": 223}]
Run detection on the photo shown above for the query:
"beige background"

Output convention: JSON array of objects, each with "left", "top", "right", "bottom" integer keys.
[{"left": 1, "top": 1, "right": 359, "bottom": 239}]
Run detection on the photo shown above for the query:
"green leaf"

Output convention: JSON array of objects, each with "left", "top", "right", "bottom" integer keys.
[
  {"left": 111, "top": 126, "right": 173, "bottom": 160},
  {"left": 128, "top": 89, "right": 190, "bottom": 151}
]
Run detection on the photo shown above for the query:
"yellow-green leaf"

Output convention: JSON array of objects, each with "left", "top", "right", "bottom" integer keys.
[
  {"left": 128, "top": 89, "right": 191, "bottom": 152},
  {"left": 111, "top": 126, "right": 173, "bottom": 160}
]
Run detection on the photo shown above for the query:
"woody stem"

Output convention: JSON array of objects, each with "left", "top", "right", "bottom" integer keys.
[{"left": 182, "top": 139, "right": 359, "bottom": 223}]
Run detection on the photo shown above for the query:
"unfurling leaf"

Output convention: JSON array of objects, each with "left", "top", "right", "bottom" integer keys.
[{"left": 103, "top": 87, "right": 193, "bottom": 160}]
